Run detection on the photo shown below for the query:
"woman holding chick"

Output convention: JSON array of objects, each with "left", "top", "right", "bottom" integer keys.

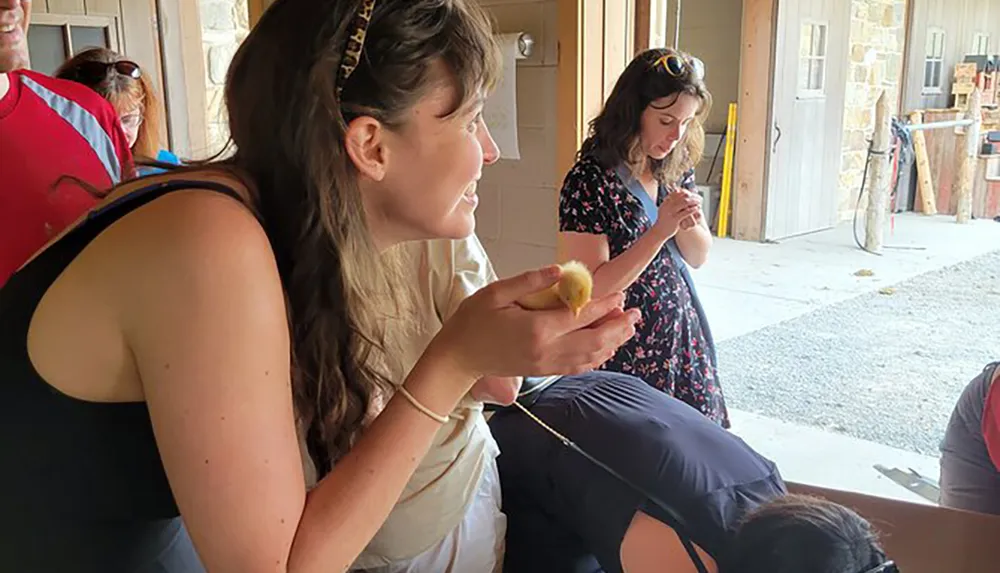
[{"left": 558, "top": 48, "right": 728, "bottom": 426}]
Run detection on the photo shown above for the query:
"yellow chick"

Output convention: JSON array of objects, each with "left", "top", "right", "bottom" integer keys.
[{"left": 517, "top": 260, "right": 594, "bottom": 316}]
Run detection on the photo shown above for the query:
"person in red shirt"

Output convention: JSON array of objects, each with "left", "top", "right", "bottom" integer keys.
[
  {"left": 0, "top": 0, "right": 134, "bottom": 285},
  {"left": 0, "top": 0, "right": 32, "bottom": 72},
  {"left": 0, "top": 69, "right": 134, "bottom": 284},
  {"left": 940, "top": 361, "right": 1000, "bottom": 515}
]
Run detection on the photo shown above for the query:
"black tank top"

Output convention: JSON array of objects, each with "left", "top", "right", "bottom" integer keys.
[{"left": 0, "top": 181, "right": 240, "bottom": 573}]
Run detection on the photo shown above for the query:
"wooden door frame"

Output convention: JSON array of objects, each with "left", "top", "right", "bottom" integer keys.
[
  {"left": 155, "top": 0, "right": 208, "bottom": 158},
  {"left": 897, "top": 0, "right": 917, "bottom": 114},
  {"left": 730, "top": 0, "right": 776, "bottom": 241},
  {"left": 248, "top": 0, "right": 270, "bottom": 28},
  {"left": 556, "top": 0, "right": 584, "bottom": 180},
  {"left": 633, "top": 0, "right": 651, "bottom": 55}
]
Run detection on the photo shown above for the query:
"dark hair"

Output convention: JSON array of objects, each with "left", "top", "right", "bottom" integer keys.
[
  {"left": 580, "top": 47, "right": 711, "bottom": 184},
  {"left": 221, "top": 0, "right": 500, "bottom": 475},
  {"left": 55, "top": 47, "right": 162, "bottom": 159},
  {"left": 723, "top": 495, "right": 888, "bottom": 573}
]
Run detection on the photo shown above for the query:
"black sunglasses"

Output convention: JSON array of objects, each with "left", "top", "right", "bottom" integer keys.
[{"left": 69, "top": 60, "right": 142, "bottom": 83}]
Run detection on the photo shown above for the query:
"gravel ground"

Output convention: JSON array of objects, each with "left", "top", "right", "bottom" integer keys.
[{"left": 717, "top": 250, "right": 1000, "bottom": 456}]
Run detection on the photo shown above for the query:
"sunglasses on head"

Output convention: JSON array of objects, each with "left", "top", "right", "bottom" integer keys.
[
  {"left": 862, "top": 560, "right": 898, "bottom": 573},
  {"left": 70, "top": 60, "right": 142, "bottom": 83},
  {"left": 651, "top": 53, "right": 706, "bottom": 82}
]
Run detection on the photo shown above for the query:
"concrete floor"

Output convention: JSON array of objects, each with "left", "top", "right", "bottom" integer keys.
[
  {"left": 694, "top": 213, "right": 1000, "bottom": 344},
  {"left": 693, "top": 213, "right": 1000, "bottom": 503}
]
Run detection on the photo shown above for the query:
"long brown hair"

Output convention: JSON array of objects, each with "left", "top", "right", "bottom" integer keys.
[
  {"left": 580, "top": 47, "right": 711, "bottom": 184},
  {"left": 55, "top": 47, "right": 162, "bottom": 159},
  {"left": 223, "top": 0, "right": 499, "bottom": 475}
]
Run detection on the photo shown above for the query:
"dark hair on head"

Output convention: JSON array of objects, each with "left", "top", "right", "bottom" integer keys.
[
  {"left": 55, "top": 47, "right": 162, "bottom": 159},
  {"left": 222, "top": 0, "right": 500, "bottom": 476},
  {"left": 723, "top": 494, "right": 888, "bottom": 573},
  {"left": 580, "top": 47, "right": 711, "bottom": 184}
]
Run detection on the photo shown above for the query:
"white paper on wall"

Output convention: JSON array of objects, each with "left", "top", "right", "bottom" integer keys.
[{"left": 482, "top": 33, "right": 521, "bottom": 160}]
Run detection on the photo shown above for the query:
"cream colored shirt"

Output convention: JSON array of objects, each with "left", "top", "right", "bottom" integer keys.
[{"left": 349, "top": 234, "right": 501, "bottom": 567}]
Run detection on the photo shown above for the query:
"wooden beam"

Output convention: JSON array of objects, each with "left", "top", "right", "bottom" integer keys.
[
  {"left": 864, "top": 91, "right": 892, "bottom": 252},
  {"left": 247, "top": 0, "right": 270, "bottom": 28},
  {"left": 897, "top": 0, "right": 915, "bottom": 113},
  {"left": 120, "top": 0, "right": 169, "bottom": 151},
  {"left": 731, "top": 0, "right": 776, "bottom": 242},
  {"left": 633, "top": 0, "right": 650, "bottom": 55},
  {"left": 955, "top": 88, "right": 982, "bottom": 224},
  {"left": 580, "top": 1, "right": 605, "bottom": 134},
  {"left": 556, "top": 0, "right": 583, "bottom": 180},
  {"left": 557, "top": 0, "right": 638, "bottom": 182},
  {"left": 603, "top": 0, "right": 627, "bottom": 98},
  {"left": 155, "top": 0, "right": 208, "bottom": 157},
  {"left": 909, "top": 111, "right": 937, "bottom": 215}
]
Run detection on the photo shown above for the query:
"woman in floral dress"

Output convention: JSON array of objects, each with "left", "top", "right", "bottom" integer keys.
[{"left": 558, "top": 47, "right": 728, "bottom": 427}]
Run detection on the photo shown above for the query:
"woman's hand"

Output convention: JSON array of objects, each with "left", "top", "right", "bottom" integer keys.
[
  {"left": 677, "top": 191, "right": 705, "bottom": 231},
  {"left": 428, "top": 265, "right": 639, "bottom": 386},
  {"left": 653, "top": 190, "right": 701, "bottom": 239},
  {"left": 469, "top": 376, "right": 523, "bottom": 406}
]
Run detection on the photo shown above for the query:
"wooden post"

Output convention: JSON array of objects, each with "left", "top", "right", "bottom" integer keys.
[
  {"left": 909, "top": 111, "right": 937, "bottom": 215},
  {"left": 634, "top": 0, "right": 651, "bottom": 54},
  {"left": 247, "top": 0, "right": 272, "bottom": 28},
  {"left": 732, "top": 0, "right": 777, "bottom": 241},
  {"left": 865, "top": 92, "right": 892, "bottom": 253},
  {"left": 955, "top": 88, "right": 982, "bottom": 224}
]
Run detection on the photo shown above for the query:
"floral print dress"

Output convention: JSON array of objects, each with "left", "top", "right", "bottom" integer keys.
[{"left": 558, "top": 155, "right": 729, "bottom": 427}]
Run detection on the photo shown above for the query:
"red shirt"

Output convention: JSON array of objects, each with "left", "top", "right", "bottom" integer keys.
[
  {"left": 984, "top": 369, "right": 1000, "bottom": 470},
  {"left": 0, "top": 70, "right": 134, "bottom": 285}
]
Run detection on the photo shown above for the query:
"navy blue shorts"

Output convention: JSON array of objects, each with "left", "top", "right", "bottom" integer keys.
[{"left": 488, "top": 371, "right": 784, "bottom": 573}]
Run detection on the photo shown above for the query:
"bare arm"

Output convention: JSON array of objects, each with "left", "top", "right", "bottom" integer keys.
[
  {"left": 558, "top": 229, "right": 671, "bottom": 299},
  {"left": 121, "top": 193, "right": 474, "bottom": 573},
  {"left": 290, "top": 349, "right": 475, "bottom": 572},
  {"left": 672, "top": 173, "right": 713, "bottom": 269},
  {"left": 674, "top": 213, "right": 713, "bottom": 269}
]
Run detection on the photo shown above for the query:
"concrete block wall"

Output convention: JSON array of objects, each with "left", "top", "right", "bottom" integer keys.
[
  {"left": 838, "top": 0, "right": 909, "bottom": 220},
  {"left": 477, "top": 0, "right": 561, "bottom": 278},
  {"left": 199, "top": 0, "right": 250, "bottom": 155}
]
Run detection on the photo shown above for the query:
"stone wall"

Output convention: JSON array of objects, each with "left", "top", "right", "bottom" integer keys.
[
  {"left": 200, "top": 0, "right": 250, "bottom": 155},
  {"left": 838, "top": 0, "right": 908, "bottom": 219}
]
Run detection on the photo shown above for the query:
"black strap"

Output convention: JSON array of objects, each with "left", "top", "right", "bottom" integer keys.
[{"left": 85, "top": 179, "right": 244, "bottom": 222}]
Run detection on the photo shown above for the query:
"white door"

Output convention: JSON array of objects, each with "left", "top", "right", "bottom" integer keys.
[{"left": 765, "top": 0, "right": 850, "bottom": 240}]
